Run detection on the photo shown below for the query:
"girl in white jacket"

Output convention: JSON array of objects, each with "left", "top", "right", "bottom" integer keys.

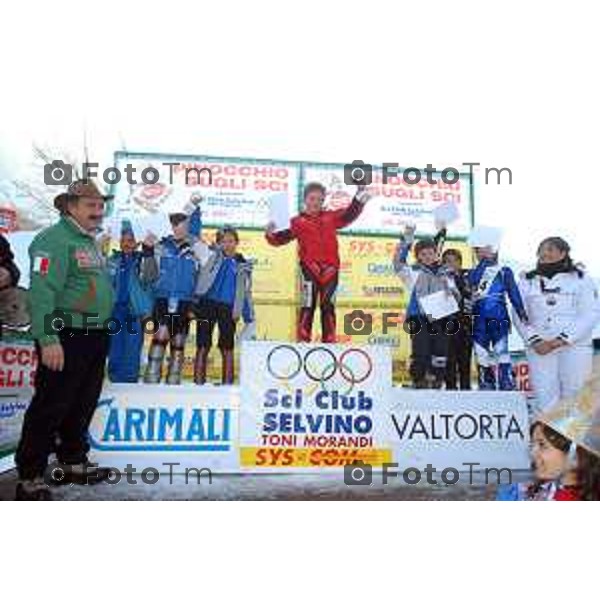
[{"left": 514, "top": 237, "right": 600, "bottom": 413}]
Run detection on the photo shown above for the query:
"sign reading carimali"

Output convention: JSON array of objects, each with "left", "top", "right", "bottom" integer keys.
[
  {"left": 89, "top": 384, "right": 239, "bottom": 472},
  {"left": 239, "top": 342, "right": 393, "bottom": 470}
]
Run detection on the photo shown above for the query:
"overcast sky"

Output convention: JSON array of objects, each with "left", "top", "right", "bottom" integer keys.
[{"left": 1, "top": 1, "right": 598, "bottom": 275}]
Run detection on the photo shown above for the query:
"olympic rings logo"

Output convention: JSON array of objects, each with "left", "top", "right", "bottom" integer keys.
[{"left": 266, "top": 345, "right": 373, "bottom": 393}]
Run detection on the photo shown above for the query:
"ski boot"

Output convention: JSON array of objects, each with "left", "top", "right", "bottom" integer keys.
[
  {"left": 144, "top": 340, "right": 166, "bottom": 383},
  {"left": 498, "top": 363, "right": 516, "bottom": 391},
  {"left": 478, "top": 365, "right": 497, "bottom": 390}
]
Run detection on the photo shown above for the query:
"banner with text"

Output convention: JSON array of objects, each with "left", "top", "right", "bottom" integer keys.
[
  {"left": 201, "top": 228, "right": 298, "bottom": 303},
  {"left": 388, "top": 390, "right": 530, "bottom": 471},
  {"left": 111, "top": 153, "right": 300, "bottom": 230},
  {"left": 89, "top": 383, "right": 239, "bottom": 472},
  {"left": 0, "top": 339, "right": 36, "bottom": 462},
  {"left": 337, "top": 237, "right": 472, "bottom": 305},
  {"left": 303, "top": 164, "right": 473, "bottom": 237}
]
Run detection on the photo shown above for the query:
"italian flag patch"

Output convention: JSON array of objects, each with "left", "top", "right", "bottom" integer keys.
[{"left": 33, "top": 255, "right": 51, "bottom": 276}]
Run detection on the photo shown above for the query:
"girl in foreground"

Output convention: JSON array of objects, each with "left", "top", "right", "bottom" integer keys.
[
  {"left": 497, "top": 422, "right": 600, "bottom": 500},
  {"left": 497, "top": 370, "right": 600, "bottom": 500}
]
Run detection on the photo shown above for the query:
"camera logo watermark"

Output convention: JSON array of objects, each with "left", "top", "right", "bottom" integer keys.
[
  {"left": 44, "top": 310, "right": 209, "bottom": 337},
  {"left": 44, "top": 461, "right": 213, "bottom": 487},
  {"left": 44, "top": 160, "right": 214, "bottom": 187},
  {"left": 343, "top": 461, "right": 513, "bottom": 486},
  {"left": 343, "top": 160, "right": 512, "bottom": 186},
  {"left": 344, "top": 310, "right": 374, "bottom": 336},
  {"left": 344, "top": 160, "right": 373, "bottom": 186},
  {"left": 343, "top": 309, "right": 512, "bottom": 338}
]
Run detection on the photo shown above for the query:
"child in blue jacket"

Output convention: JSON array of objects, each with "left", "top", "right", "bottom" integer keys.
[
  {"left": 106, "top": 220, "right": 154, "bottom": 382},
  {"left": 141, "top": 196, "right": 203, "bottom": 384},
  {"left": 192, "top": 226, "right": 255, "bottom": 385},
  {"left": 468, "top": 238, "right": 528, "bottom": 390}
]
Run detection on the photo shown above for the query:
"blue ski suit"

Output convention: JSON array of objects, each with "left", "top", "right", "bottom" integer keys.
[{"left": 468, "top": 258, "right": 528, "bottom": 389}]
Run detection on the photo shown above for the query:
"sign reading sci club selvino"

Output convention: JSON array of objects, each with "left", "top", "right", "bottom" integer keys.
[{"left": 239, "top": 341, "right": 393, "bottom": 470}]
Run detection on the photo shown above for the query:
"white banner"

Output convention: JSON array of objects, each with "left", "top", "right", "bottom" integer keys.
[
  {"left": 89, "top": 383, "right": 239, "bottom": 472},
  {"left": 1, "top": 341, "right": 532, "bottom": 479},
  {"left": 239, "top": 341, "right": 394, "bottom": 471},
  {"left": 387, "top": 390, "right": 530, "bottom": 471},
  {"left": 110, "top": 153, "right": 299, "bottom": 230},
  {"left": 0, "top": 392, "right": 29, "bottom": 461},
  {"left": 303, "top": 164, "right": 473, "bottom": 237},
  {"left": 0, "top": 340, "right": 36, "bottom": 466}
]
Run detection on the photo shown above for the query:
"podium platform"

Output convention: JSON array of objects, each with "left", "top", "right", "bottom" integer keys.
[
  {"left": 1, "top": 341, "right": 532, "bottom": 480},
  {"left": 85, "top": 380, "right": 530, "bottom": 477}
]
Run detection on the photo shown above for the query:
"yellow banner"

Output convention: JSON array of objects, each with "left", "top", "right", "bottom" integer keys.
[
  {"left": 240, "top": 446, "right": 393, "bottom": 468},
  {"left": 136, "top": 233, "right": 471, "bottom": 386},
  {"left": 337, "top": 236, "right": 404, "bottom": 306},
  {"left": 201, "top": 228, "right": 298, "bottom": 303},
  {"left": 337, "top": 236, "right": 472, "bottom": 305},
  {"left": 140, "top": 304, "right": 297, "bottom": 382},
  {"left": 196, "top": 230, "right": 471, "bottom": 308}
]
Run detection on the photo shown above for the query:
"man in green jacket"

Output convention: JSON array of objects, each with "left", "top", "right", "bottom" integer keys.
[{"left": 15, "top": 180, "right": 114, "bottom": 500}]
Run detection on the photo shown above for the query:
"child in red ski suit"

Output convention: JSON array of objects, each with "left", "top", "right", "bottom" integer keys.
[{"left": 266, "top": 182, "right": 371, "bottom": 343}]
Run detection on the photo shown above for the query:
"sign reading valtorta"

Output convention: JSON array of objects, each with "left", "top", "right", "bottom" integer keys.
[{"left": 388, "top": 391, "right": 530, "bottom": 471}]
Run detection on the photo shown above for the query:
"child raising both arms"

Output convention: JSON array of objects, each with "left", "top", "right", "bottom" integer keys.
[
  {"left": 393, "top": 223, "right": 461, "bottom": 389},
  {"left": 265, "top": 182, "right": 371, "bottom": 343}
]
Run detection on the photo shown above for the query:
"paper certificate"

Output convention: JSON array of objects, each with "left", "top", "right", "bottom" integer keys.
[
  {"left": 138, "top": 213, "right": 173, "bottom": 239},
  {"left": 268, "top": 192, "right": 291, "bottom": 231},
  {"left": 433, "top": 201, "right": 460, "bottom": 227},
  {"left": 419, "top": 290, "right": 459, "bottom": 320}
]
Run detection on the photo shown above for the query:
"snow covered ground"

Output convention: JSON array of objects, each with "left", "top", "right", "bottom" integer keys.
[{"left": 0, "top": 468, "right": 532, "bottom": 501}]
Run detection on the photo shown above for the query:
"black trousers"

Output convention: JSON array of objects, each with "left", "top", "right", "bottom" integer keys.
[
  {"left": 15, "top": 328, "right": 110, "bottom": 480},
  {"left": 445, "top": 318, "right": 473, "bottom": 390},
  {"left": 194, "top": 299, "right": 236, "bottom": 350},
  {"left": 408, "top": 317, "right": 451, "bottom": 386},
  {"left": 153, "top": 298, "right": 193, "bottom": 336}
]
